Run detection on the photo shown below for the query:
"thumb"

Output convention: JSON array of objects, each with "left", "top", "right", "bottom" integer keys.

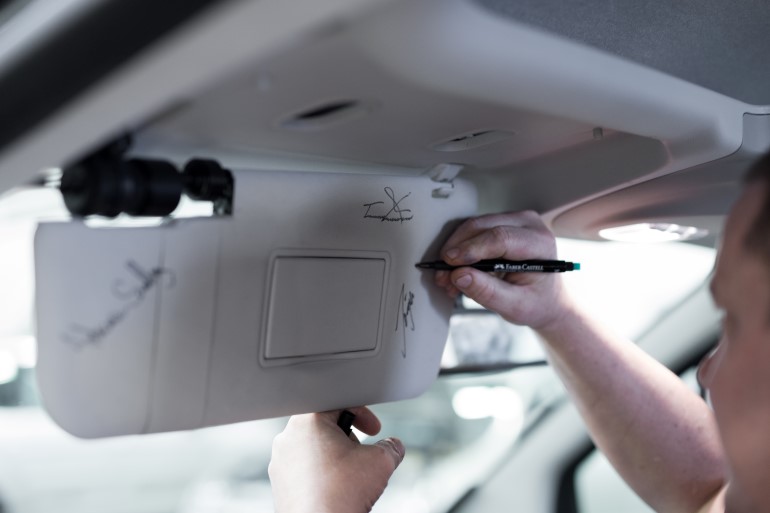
[
  {"left": 366, "top": 437, "right": 406, "bottom": 475},
  {"left": 451, "top": 268, "right": 516, "bottom": 313},
  {"left": 344, "top": 438, "right": 405, "bottom": 509}
]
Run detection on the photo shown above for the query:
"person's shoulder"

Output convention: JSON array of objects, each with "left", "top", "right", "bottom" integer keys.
[{"left": 697, "top": 485, "right": 727, "bottom": 513}]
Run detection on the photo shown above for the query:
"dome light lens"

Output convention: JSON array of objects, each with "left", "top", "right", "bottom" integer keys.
[{"left": 599, "top": 223, "right": 708, "bottom": 243}]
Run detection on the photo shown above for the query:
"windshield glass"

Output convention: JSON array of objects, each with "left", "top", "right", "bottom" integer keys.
[{"left": 0, "top": 187, "right": 716, "bottom": 513}]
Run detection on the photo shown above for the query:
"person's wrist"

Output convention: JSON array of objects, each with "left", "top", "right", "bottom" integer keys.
[
  {"left": 532, "top": 286, "right": 581, "bottom": 338},
  {"left": 316, "top": 485, "right": 376, "bottom": 513},
  {"left": 277, "top": 489, "right": 353, "bottom": 513}
]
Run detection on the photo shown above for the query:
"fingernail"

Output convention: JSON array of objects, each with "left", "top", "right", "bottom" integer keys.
[
  {"left": 391, "top": 437, "right": 406, "bottom": 461},
  {"left": 435, "top": 270, "right": 447, "bottom": 280},
  {"left": 383, "top": 437, "right": 405, "bottom": 461},
  {"left": 455, "top": 274, "right": 472, "bottom": 289},
  {"left": 445, "top": 248, "right": 459, "bottom": 260}
]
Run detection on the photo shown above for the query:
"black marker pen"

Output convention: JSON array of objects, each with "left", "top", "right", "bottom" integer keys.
[
  {"left": 337, "top": 410, "right": 355, "bottom": 437},
  {"left": 416, "top": 259, "right": 580, "bottom": 273}
]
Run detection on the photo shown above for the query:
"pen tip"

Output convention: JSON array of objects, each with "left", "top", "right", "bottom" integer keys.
[{"left": 574, "top": 263, "right": 581, "bottom": 271}]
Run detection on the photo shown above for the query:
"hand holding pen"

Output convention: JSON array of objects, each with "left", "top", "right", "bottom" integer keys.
[
  {"left": 433, "top": 211, "right": 577, "bottom": 330},
  {"left": 417, "top": 259, "right": 579, "bottom": 273}
]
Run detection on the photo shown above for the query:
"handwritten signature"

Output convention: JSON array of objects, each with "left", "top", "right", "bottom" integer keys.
[
  {"left": 395, "top": 284, "right": 416, "bottom": 358},
  {"left": 62, "top": 260, "right": 176, "bottom": 350},
  {"left": 363, "top": 187, "right": 414, "bottom": 223}
]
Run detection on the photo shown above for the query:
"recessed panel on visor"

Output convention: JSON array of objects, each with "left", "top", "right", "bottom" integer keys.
[{"left": 264, "top": 255, "right": 387, "bottom": 362}]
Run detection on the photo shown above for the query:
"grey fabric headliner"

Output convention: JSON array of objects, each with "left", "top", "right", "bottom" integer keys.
[{"left": 475, "top": 0, "right": 770, "bottom": 105}]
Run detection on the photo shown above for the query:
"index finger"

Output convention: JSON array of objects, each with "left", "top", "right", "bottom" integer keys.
[
  {"left": 442, "top": 223, "right": 556, "bottom": 266},
  {"left": 441, "top": 211, "right": 547, "bottom": 263}
]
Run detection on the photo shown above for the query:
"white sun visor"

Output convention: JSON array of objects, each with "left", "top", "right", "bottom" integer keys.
[{"left": 34, "top": 168, "right": 476, "bottom": 438}]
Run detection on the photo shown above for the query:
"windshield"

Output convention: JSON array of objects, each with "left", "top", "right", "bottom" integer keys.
[{"left": 0, "top": 187, "right": 715, "bottom": 513}]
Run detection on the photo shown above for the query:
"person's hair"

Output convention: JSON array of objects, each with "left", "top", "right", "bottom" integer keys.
[{"left": 744, "top": 151, "right": 770, "bottom": 265}]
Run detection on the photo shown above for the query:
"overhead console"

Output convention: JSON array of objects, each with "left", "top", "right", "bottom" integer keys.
[
  {"left": 550, "top": 114, "right": 770, "bottom": 247},
  {"left": 35, "top": 158, "right": 476, "bottom": 438}
]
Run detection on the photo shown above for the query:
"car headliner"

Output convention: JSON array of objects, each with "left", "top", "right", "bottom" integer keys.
[{"left": 0, "top": 0, "right": 767, "bottom": 244}]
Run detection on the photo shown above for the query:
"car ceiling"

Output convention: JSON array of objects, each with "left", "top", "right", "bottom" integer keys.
[
  {"left": 1, "top": 0, "right": 769, "bottom": 245},
  {"left": 477, "top": 0, "right": 770, "bottom": 106}
]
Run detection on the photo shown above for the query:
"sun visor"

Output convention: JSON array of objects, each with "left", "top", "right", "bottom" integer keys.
[{"left": 34, "top": 169, "right": 476, "bottom": 438}]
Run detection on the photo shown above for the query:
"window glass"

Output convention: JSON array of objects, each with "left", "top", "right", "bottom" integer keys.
[
  {"left": 0, "top": 187, "right": 715, "bottom": 513},
  {"left": 558, "top": 237, "right": 714, "bottom": 339}
]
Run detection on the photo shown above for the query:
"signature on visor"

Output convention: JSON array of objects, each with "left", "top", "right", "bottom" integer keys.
[
  {"left": 363, "top": 187, "right": 414, "bottom": 223},
  {"left": 61, "top": 260, "right": 176, "bottom": 350},
  {"left": 395, "top": 284, "right": 416, "bottom": 358}
]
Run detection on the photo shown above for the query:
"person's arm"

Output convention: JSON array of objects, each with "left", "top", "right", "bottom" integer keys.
[
  {"left": 436, "top": 211, "right": 728, "bottom": 513},
  {"left": 269, "top": 406, "right": 405, "bottom": 513}
]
